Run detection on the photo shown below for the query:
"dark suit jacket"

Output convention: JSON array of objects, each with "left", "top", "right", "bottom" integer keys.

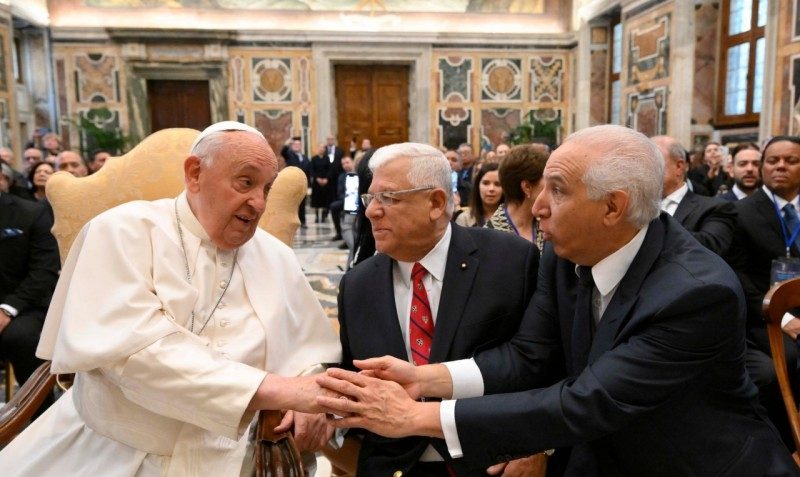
[
  {"left": 327, "top": 145, "right": 344, "bottom": 180},
  {"left": 0, "top": 193, "right": 59, "bottom": 314},
  {"left": 282, "top": 150, "right": 311, "bottom": 183},
  {"left": 456, "top": 214, "right": 795, "bottom": 476},
  {"left": 673, "top": 190, "right": 736, "bottom": 255},
  {"left": 720, "top": 189, "right": 739, "bottom": 201},
  {"left": 725, "top": 188, "right": 797, "bottom": 328},
  {"left": 338, "top": 225, "right": 540, "bottom": 475}
]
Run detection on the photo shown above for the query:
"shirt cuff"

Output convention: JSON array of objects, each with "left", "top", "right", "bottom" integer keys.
[
  {"left": 781, "top": 312, "right": 797, "bottom": 329},
  {"left": 0, "top": 304, "right": 18, "bottom": 318},
  {"left": 440, "top": 400, "right": 463, "bottom": 459},
  {"left": 443, "top": 358, "right": 484, "bottom": 399}
]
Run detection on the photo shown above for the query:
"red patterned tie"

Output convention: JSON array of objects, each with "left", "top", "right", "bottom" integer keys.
[{"left": 409, "top": 262, "right": 434, "bottom": 366}]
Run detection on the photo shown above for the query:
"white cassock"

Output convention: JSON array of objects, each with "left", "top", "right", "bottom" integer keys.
[{"left": 0, "top": 192, "right": 342, "bottom": 477}]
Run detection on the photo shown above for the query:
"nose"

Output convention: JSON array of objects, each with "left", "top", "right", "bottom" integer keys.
[
  {"left": 365, "top": 198, "right": 382, "bottom": 220},
  {"left": 249, "top": 188, "right": 266, "bottom": 214},
  {"left": 532, "top": 190, "right": 548, "bottom": 219}
]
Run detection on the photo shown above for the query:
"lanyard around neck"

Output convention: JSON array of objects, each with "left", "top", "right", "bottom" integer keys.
[
  {"left": 503, "top": 205, "right": 535, "bottom": 243},
  {"left": 771, "top": 192, "right": 800, "bottom": 258}
]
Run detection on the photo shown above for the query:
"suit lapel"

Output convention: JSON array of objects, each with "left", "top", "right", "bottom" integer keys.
[
  {"left": 587, "top": 219, "right": 664, "bottom": 363},
  {"left": 673, "top": 192, "right": 696, "bottom": 225},
  {"left": 429, "top": 226, "right": 479, "bottom": 363},
  {"left": 373, "top": 254, "right": 409, "bottom": 360},
  {"left": 753, "top": 189, "right": 789, "bottom": 251}
]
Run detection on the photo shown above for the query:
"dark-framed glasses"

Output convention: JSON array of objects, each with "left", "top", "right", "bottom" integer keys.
[{"left": 361, "top": 186, "right": 435, "bottom": 207}]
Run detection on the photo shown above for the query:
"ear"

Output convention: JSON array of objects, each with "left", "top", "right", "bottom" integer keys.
[
  {"left": 603, "top": 190, "right": 630, "bottom": 226},
  {"left": 429, "top": 188, "right": 449, "bottom": 221},
  {"left": 184, "top": 156, "right": 202, "bottom": 192},
  {"left": 520, "top": 180, "right": 533, "bottom": 199}
]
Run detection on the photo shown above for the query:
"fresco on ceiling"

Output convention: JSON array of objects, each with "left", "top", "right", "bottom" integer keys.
[{"left": 82, "top": 0, "right": 545, "bottom": 14}]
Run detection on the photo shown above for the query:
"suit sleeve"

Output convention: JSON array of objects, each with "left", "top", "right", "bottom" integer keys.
[
  {"left": 691, "top": 199, "right": 736, "bottom": 256},
  {"left": 456, "top": 283, "right": 741, "bottom": 468},
  {"left": 473, "top": 246, "right": 565, "bottom": 394},
  {"left": 4, "top": 202, "right": 59, "bottom": 313}
]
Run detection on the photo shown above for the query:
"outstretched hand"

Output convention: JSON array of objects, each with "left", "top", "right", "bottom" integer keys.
[
  {"left": 353, "top": 356, "right": 422, "bottom": 400},
  {"left": 315, "top": 367, "right": 443, "bottom": 439}
]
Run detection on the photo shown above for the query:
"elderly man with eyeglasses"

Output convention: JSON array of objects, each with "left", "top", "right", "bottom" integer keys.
[{"left": 335, "top": 142, "right": 544, "bottom": 476}]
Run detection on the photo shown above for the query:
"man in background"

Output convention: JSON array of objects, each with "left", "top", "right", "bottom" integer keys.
[
  {"left": 720, "top": 143, "right": 761, "bottom": 201},
  {"left": 56, "top": 150, "right": 88, "bottom": 178}
]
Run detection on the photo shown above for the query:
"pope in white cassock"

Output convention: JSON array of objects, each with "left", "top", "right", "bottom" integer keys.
[{"left": 0, "top": 122, "right": 342, "bottom": 476}]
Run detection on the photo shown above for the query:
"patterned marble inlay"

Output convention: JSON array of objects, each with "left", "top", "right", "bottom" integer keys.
[
  {"left": 530, "top": 56, "right": 563, "bottom": 103},
  {"left": 692, "top": 3, "right": 717, "bottom": 126},
  {"left": 590, "top": 50, "right": 608, "bottom": 125},
  {"left": 231, "top": 55, "right": 245, "bottom": 104},
  {"left": 628, "top": 14, "right": 670, "bottom": 86},
  {"left": 481, "top": 108, "right": 521, "bottom": 149},
  {"left": 75, "top": 53, "right": 118, "bottom": 103},
  {"left": 438, "top": 56, "right": 472, "bottom": 102},
  {"left": 791, "top": 55, "right": 800, "bottom": 135},
  {"left": 481, "top": 58, "right": 522, "bottom": 102},
  {"left": 437, "top": 107, "right": 472, "bottom": 150},
  {"left": 79, "top": 107, "right": 121, "bottom": 151},
  {"left": 254, "top": 109, "right": 293, "bottom": 157},
  {"left": 627, "top": 87, "right": 668, "bottom": 137},
  {"left": 252, "top": 58, "right": 292, "bottom": 103},
  {"left": 298, "top": 57, "right": 311, "bottom": 104}
]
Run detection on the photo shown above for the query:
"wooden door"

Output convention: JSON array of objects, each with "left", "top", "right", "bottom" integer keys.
[
  {"left": 335, "top": 65, "right": 409, "bottom": 151},
  {"left": 147, "top": 80, "right": 211, "bottom": 133}
]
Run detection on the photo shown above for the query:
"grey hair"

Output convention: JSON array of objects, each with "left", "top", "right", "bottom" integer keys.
[
  {"left": 191, "top": 130, "right": 263, "bottom": 167},
  {"left": 369, "top": 142, "right": 454, "bottom": 213},
  {"left": 0, "top": 162, "right": 12, "bottom": 180},
  {"left": 566, "top": 125, "right": 663, "bottom": 229}
]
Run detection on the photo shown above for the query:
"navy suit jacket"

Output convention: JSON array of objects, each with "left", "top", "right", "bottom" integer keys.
[
  {"left": 672, "top": 190, "right": 736, "bottom": 255},
  {"left": 338, "top": 225, "right": 540, "bottom": 475},
  {"left": 0, "top": 193, "right": 59, "bottom": 314},
  {"left": 455, "top": 214, "right": 795, "bottom": 476}
]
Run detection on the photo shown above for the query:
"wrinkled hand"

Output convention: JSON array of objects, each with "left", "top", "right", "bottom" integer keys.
[
  {"left": 486, "top": 455, "right": 546, "bottom": 476},
  {"left": 250, "top": 374, "right": 341, "bottom": 414},
  {"left": 783, "top": 317, "right": 800, "bottom": 340},
  {"left": 0, "top": 310, "right": 11, "bottom": 334},
  {"left": 353, "top": 356, "right": 422, "bottom": 400},
  {"left": 316, "top": 368, "right": 431, "bottom": 439},
  {"left": 274, "top": 410, "right": 333, "bottom": 452}
]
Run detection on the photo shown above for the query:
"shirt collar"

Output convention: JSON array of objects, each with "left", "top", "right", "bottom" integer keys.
[
  {"left": 764, "top": 185, "right": 799, "bottom": 210},
  {"left": 587, "top": 225, "right": 649, "bottom": 297},
  {"left": 397, "top": 223, "right": 452, "bottom": 287},
  {"left": 732, "top": 184, "right": 748, "bottom": 200},
  {"left": 176, "top": 190, "right": 212, "bottom": 243},
  {"left": 663, "top": 182, "right": 688, "bottom": 206}
]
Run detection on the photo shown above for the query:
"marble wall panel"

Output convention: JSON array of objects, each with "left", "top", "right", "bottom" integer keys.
[
  {"left": 254, "top": 109, "right": 293, "bottom": 158},
  {"left": 481, "top": 58, "right": 522, "bottom": 102},
  {"left": 528, "top": 107, "right": 562, "bottom": 145},
  {"left": 438, "top": 56, "right": 472, "bottom": 103},
  {"left": 437, "top": 107, "right": 472, "bottom": 150},
  {"left": 252, "top": 57, "right": 293, "bottom": 103},
  {"left": 481, "top": 108, "right": 521, "bottom": 149},
  {"left": 626, "top": 87, "right": 667, "bottom": 137},
  {"left": 692, "top": 2, "right": 718, "bottom": 128},
  {"left": 530, "top": 56, "right": 563, "bottom": 103},
  {"left": 75, "top": 53, "right": 119, "bottom": 103},
  {"left": 791, "top": 55, "right": 800, "bottom": 135},
  {"left": 0, "top": 33, "right": 6, "bottom": 94},
  {"left": 628, "top": 13, "right": 670, "bottom": 87},
  {"left": 590, "top": 49, "right": 608, "bottom": 126}
]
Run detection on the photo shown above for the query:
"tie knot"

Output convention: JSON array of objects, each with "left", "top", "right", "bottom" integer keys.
[
  {"left": 412, "top": 262, "right": 427, "bottom": 280},
  {"left": 785, "top": 204, "right": 797, "bottom": 215},
  {"left": 578, "top": 265, "right": 594, "bottom": 287}
]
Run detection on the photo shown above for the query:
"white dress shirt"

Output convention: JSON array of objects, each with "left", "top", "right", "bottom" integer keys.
[
  {"left": 660, "top": 183, "right": 688, "bottom": 216},
  {"left": 393, "top": 224, "right": 451, "bottom": 461},
  {"left": 732, "top": 184, "right": 749, "bottom": 200},
  {"left": 440, "top": 226, "right": 649, "bottom": 458},
  {"left": 764, "top": 185, "right": 800, "bottom": 328}
]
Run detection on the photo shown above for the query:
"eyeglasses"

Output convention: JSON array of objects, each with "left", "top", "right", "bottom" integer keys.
[{"left": 361, "top": 186, "right": 434, "bottom": 207}]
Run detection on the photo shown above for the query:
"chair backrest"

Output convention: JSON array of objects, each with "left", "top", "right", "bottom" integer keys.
[
  {"left": 46, "top": 127, "right": 304, "bottom": 261},
  {"left": 762, "top": 277, "right": 800, "bottom": 456}
]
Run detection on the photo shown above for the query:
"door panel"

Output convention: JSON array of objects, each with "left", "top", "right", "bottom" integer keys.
[
  {"left": 147, "top": 80, "right": 211, "bottom": 133},
  {"left": 335, "top": 65, "right": 409, "bottom": 151}
]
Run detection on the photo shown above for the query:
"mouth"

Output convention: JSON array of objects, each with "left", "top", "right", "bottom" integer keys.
[{"left": 235, "top": 214, "right": 255, "bottom": 224}]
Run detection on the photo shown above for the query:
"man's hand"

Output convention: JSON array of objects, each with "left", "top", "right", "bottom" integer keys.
[
  {"left": 783, "top": 317, "right": 800, "bottom": 340},
  {"left": 354, "top": 356, "right": 423, "bottom": 399},
  {"left": 0, "top": 309, "right": 11, "bottom": 334},
  {"left": 486, "top": 455, "right": 547, "bottom": 476},
  {"left": 248, "top": 374, "right": 340, "bottom": 413},
  {"left": 316, "top": 368, "right": 443, "bottom": 439},
  {"left": 274, "top": 410, "right": 333, "bottom": 452}
]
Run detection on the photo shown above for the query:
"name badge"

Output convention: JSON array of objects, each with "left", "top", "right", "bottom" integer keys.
[{"left": 771, "top": 257, "right": 800, "bottom": 285}]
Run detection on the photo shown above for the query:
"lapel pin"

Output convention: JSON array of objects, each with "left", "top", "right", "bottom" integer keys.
[{"left": 460, "top": 262, "right": 467, "bottom": 270}]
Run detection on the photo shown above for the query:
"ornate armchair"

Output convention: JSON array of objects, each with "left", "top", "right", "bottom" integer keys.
[
  {"left": 0, "top": 128, "right": 308, "bottom": 476},
  {"left": 762, "top": 277, "right": 800, "bottom": 467}
]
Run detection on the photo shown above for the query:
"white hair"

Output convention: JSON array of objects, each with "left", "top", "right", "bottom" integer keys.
[
  {"left": 191, "top": 130, "right": 266, "bottom": 167},
  {"left": 369, "top": 142, "right": 454, "bottom": 212},
  {"left": 566, "top": 125, "right": 664, "bottom": 229}
]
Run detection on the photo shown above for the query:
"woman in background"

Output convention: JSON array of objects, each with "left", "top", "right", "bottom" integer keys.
[
  {"left": 28, "top": 161, "right": 54, "bottom": 202},
  {"left": 486, "top": 144, "right": 548, "bottom": 251},
  {"left": 455, "top": 162, "right": 503, "bottom": 227}
]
